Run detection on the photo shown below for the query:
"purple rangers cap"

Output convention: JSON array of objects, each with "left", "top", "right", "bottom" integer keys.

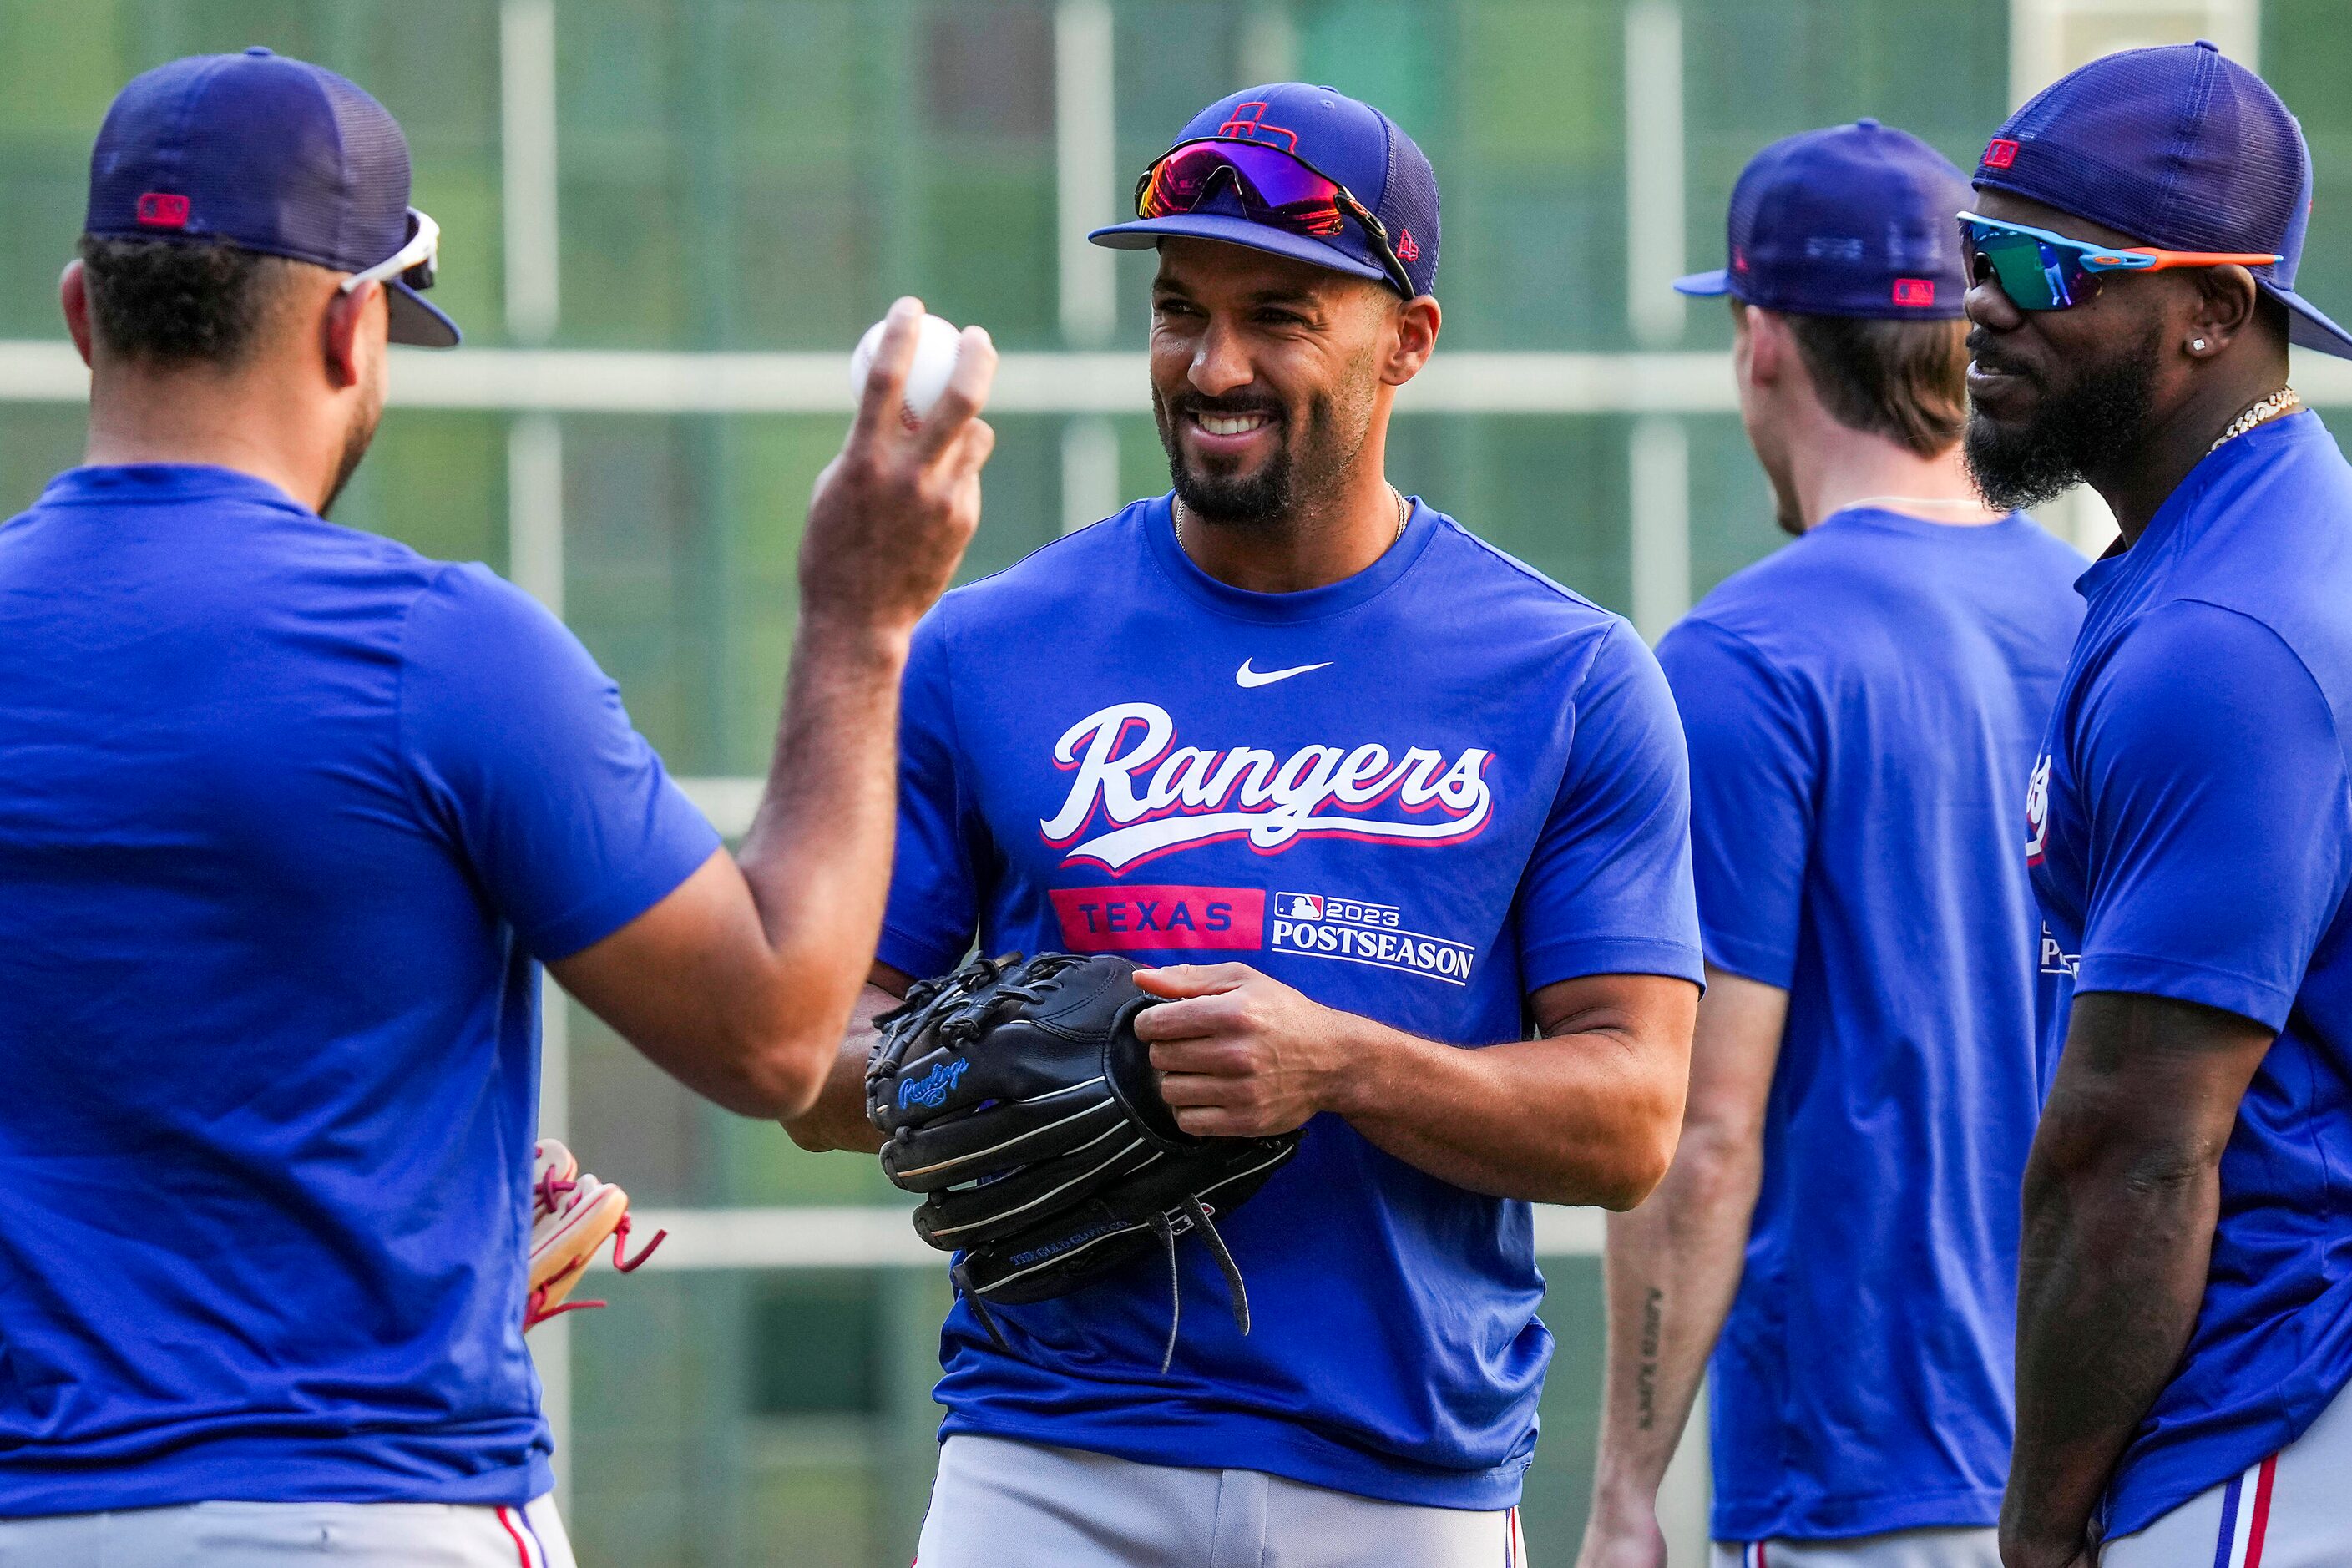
[
  {"left": 85, "top": 48, "right": 459, "bottom": 348},
  {"left": 1677, "top": 119, "right": 1972, "bottom": 319},
  {"left": 1090, "top": 83, "right": 1440, "bottom": 299},
  {"left": 1973, "top": 40, "right": 2352, "bottom": 359}
]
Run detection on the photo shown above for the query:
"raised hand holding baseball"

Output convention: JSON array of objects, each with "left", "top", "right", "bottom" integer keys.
[{"left": 801, "top": 296, "right": 998, "bottom": 635}]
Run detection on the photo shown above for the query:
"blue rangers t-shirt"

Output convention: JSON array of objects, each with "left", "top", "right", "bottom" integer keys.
[
  {"left": 0, "top": 465, "right": 718, "bottom": 1513},
  {"left": 879, "top": 494, "right": 1703, "bottom": 1508},
  {"left": 2027, "top": 411, "right": 2352, "bottom": 1540},
  {"left": 1657, "top": 508, "right": 2084, "bottom": 1542}
]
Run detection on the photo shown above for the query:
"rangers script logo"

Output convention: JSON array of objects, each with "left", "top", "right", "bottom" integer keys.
[{"left": 1040, "top": 701, "right": 1495, "bottom": 873}]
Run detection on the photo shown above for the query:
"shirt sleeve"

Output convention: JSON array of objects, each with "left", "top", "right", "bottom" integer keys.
[
  {"left": 1655, "top": 617, "right": 1819, "bottom": 989},
  {"left": 2071, "top": 599, "right": 2352, "bottom": 1029},
  {"left": 398, "top": 564, "right": 721, "bottom": 962},
  {"left": 1515, "top": 620, "right": 1706, "bottom": 993},
  {"left": 875, "top": 605, "right": 986, "bottom": 980}
]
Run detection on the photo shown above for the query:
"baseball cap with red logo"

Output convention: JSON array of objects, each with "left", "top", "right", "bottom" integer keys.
[
  {"left": 1677, "top": 119, "right": 1970, "bottom": 320},
  {"left": 84, "top": 48, "right": 459, "bottom": 347},
  {"left": 1970, "top": 40, "right": 2352, "bottom": 359},
  {"left": 1090, "top": 83, "right": 1440, "bottom": 299}
]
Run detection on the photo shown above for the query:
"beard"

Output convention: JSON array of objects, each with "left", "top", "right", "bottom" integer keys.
[
  {"left": 1154, "top": 372, "right": 1377, "bottom": 531},
  {"left": 1963, "top": 322, "right": 2162, "bottom": 513},
  {"left": 319, "top": 373, "right": 385, "bottom": 519}
]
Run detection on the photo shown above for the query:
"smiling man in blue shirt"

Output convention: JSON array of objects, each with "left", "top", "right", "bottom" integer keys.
[
  {"left": 1961, "top": 43, "right": 2352, "bottom": 1568},
  {"left": 785, "top": 83, "right": 1703, "bottom": 1568}
]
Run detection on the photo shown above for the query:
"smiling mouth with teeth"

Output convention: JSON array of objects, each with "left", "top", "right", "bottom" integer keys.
[{"left": 1193, "top": 411, "right": 1275, "bottom": 437}]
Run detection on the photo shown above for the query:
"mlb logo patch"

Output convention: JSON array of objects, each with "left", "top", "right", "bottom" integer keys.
[
  {"left": 1982, "top": 138, "right": 2019, "bottom": 169},
  {"left": 135, "top": 192, "right": 190, "bottom": 229},
  {"left": 1892, "top": 277, "right": 1936, "bottom": 307},
  {"left": 1279, "top": 893, "right": 1323, "bottom": 920}
]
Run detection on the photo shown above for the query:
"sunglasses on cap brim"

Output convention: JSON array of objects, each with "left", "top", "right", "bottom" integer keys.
[
  {"left": 1136, "top": 139, "right": 1415, "bottom": 297},
  {"left": 1956, "top": 210, "right": 2279, "bottom": 311},
  {"left": 339, "top": 207, "right": 440, "bottom": 298}
]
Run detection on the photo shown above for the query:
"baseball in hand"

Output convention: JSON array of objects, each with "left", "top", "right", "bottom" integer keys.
[{"left": 850, "top": 311, "right": 965, "bottom": 426}]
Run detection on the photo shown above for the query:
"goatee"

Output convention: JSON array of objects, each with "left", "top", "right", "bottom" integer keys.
[
  {"left": 1155, "top": 359, "right": 1376, "bottom": 534},
  {"left": 1964, "top": 324, "right": 2161, "bottom": 513},
  {"left": 1156, "top": 390, "right": 1297, "bottom": 529}
]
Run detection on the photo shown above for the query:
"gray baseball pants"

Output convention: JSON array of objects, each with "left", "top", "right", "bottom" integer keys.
[
  {"left": 915, "top": 1434, "right": 1529, "bottom": 1567},
  {"left": 0, "top": 1495, "right": 572, "bottom": 1566}
]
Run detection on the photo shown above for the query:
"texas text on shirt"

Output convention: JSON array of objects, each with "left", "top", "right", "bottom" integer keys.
[
  {"left": 877, "top": 494, "right": 1704, "bottom": 1507},
  {"left": 2027, "top": 409, "right": 2352, "bottom": 1541}
]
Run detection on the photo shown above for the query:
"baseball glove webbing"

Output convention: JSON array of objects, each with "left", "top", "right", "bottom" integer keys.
[
  {"left": 525, "top": 1138, "right": 665, "bottom": 1331},
  {"left": 867, "top": 951, "right": 1302, "bottom": 1372}
]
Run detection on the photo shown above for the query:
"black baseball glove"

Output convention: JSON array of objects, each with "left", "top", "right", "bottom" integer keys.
[{"left": 866, "top": 951, "right": 1302, "bottom": 1369}]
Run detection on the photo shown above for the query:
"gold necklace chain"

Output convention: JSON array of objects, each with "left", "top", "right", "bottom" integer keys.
[
  {"left": 2211, "top": 387, "right": 2301, "bottom": 453},
  {"left": 1173, "top": 486, "right": 1409, "bottom": 555}
]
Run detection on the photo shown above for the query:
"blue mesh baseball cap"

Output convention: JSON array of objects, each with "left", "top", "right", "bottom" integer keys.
[
  {"left": 86, "top": 48, "right": 459, "bottom": 348},
  {"left": 1090, "top": 83, "right": 1440, "bottom": 299},
  {"left": 1677, "top": 119, "right": 1971, "bottom": 319},
  {"left": 1973, "top": 40, "right": 2351, "bottom": 359}
]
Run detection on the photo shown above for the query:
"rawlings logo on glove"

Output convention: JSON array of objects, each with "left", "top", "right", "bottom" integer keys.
[
  {"left": 866, "top": 951, "right": 1302, "bottom": 1370},
  {"left": 525, "top": 1138, "right": 665, "bottom": 1332}
]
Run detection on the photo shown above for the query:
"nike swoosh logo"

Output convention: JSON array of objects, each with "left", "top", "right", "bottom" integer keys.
[{"left": 1236, "top": 658, "right": 1333, "bottom": 689}]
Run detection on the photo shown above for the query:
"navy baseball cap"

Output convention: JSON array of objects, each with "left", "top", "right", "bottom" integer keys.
[
  {"left": 86, "top": 48, "right": 459, "bottom": 348},
  {"left": 1974, "top": 41, "right": 2352, "bottom": 359},
  {"left": 1677, "top": 119, "right": 1970, "bottom": 319},
  {"left": 1090, "top": 83, "right": 1440, "bottom": 299}
]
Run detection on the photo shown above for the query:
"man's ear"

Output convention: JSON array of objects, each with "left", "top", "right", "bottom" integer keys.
[
  {"left": 1742, "top": 303, "right": 1793, "bottom": 387},
  {"left": 321, "top": 278, "right": 382, "bottom": 392},
  {"left": 2184, "top": 264, "right": 2268, "bottom": 362},
  {"left": 1383, "top": 294, "right": 1442, "bottom": 386},
  {"left": 60, "top": 260, "right": 95, "bottom": 367}
]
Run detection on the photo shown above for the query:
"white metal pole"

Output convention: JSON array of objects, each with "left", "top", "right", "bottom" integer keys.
[
  {"left": 1630, "top": 415, "right": 1692, "bottom": 643},
  {"left": 1055, "top": 0, "right": 1123, "bottom": 544},
  {"left": 501, "top": 0, "right": 572, "bottom": 1520},
  {"left": 1625, "top": 5, "right": 1692, "bottom": 650},
  {"left": 1624, "top": 3, "right": 1687, "bottom": 350},
  {"left": 500, "top": 0, "right": 562, "bottom": 346},
  {"left": 1055, "top": 0, "right": 1118, "bottom": 350},
  {"left": 1238, "top": 5, "right": 1298, "bottom": 86},
  {"left": 1060, "top": 415, "right": 1122, "bottom": 534}
]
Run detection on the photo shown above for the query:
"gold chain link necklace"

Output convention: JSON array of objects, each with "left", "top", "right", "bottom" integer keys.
[{"left": 2211, "top": 387, "right": 2302, "bottom": 453}]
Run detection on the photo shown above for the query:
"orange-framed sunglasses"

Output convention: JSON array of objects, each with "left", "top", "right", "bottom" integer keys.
[{"left": 1957, "top": 210, "right": 2279, "bottom": 311}]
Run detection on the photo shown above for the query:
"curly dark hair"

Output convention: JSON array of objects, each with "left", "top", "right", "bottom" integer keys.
[{"left": 77, "top": 235, "right": 298, "bottom": 367}]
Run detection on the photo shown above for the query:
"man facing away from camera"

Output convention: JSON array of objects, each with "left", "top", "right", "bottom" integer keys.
[
  {"left": 1577, "top": 121, "right": 2085, "bottom": 1568},
  {"left": 0, "top": 49, "right": 994, "bottom": 1565},
  {"left": 786, "top": 83, "right": 1703, "bottom": 1567}
]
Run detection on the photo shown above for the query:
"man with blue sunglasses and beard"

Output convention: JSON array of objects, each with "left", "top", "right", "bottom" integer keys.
[{"left": 1960, "top": 43, "right": 2352, "bottom": 1568}]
